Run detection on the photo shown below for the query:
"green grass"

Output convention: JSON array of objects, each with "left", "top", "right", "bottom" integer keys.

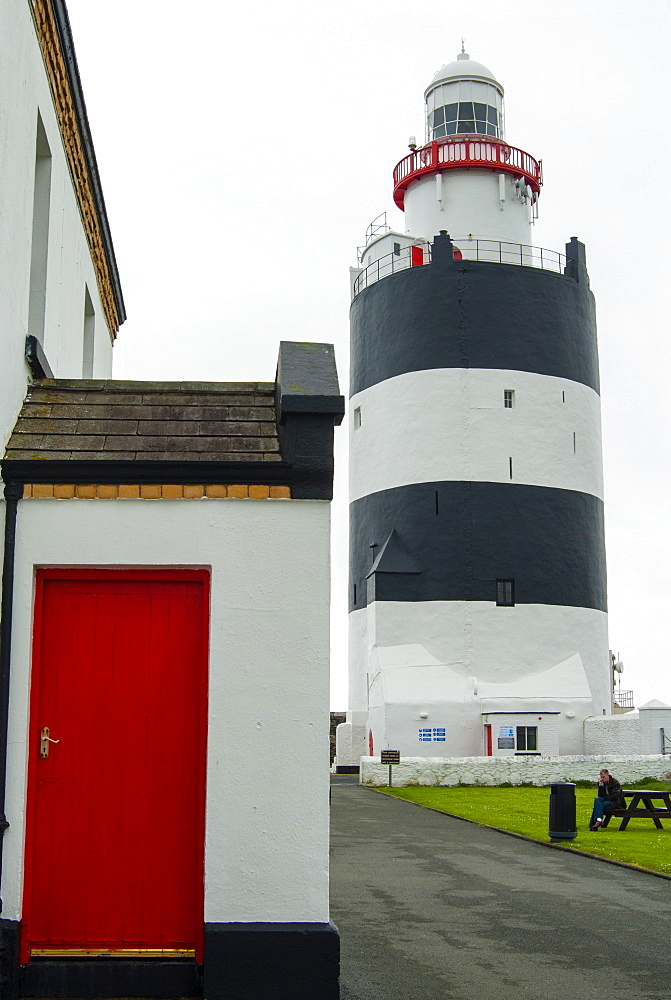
[{"left": 379, "top": 781, "right": 671, "bottom": 876}]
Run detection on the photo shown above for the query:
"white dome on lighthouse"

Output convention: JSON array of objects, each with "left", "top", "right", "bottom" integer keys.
[{"left": 426, "top": 50, "right": 503, "bottom": 96}]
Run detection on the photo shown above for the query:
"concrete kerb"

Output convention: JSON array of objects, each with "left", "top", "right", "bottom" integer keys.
[{"left": 370, "top": 787, "right": 671, "bottom": 882}]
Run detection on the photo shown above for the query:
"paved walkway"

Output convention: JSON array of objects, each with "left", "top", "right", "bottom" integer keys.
[{"left": 330, "top": 777, "right": 671, "bottom": 1000}]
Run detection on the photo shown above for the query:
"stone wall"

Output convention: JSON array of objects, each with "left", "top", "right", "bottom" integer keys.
[
  {"left": 584, "top": 713, "right": 640, "bottom": 755},
  {"left": 360, "top": 754, "right": 671, "bottom": 787}
]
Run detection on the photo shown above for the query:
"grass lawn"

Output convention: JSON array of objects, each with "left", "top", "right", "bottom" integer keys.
[{"left": 380, "top": 779, "right": 671, "bottom": 876}]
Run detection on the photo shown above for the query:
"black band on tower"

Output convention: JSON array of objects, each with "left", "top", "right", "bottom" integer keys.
[
  {"left": 350, "top": 481, "right": 607, "bottom": 612},
  {"left": 350, "top": 257, "right": 600, "bottom": 397}
]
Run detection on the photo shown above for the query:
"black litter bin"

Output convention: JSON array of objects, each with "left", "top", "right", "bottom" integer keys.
[{"left": 549, "top": 782, "right": 577, "bottom": 841}]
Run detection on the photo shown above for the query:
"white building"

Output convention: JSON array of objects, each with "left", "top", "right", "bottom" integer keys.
[
  {"left": 338, "top": 50, "right": 611, "bottom": 768},
  {"left": 0, "top": 4, "right": 342, "bottom": 998}
]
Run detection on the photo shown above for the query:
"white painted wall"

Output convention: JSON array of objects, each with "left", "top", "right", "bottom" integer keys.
[
  {"left": 349, "top": 602, "right": 610, "bottom": 760},
  {"left": 584, "top": 713, "right": 641, "bottom": 755},
  {"left": 404, "top": 170, "right": 532, "bottom": 247},
  {"left": 639, "top": 702, "right": 671, "bottom": 755},
  {"left": 0, "top": 0, "right": 113, "bottom": 452},
  {"left": 350, "top": 368, "right": 603, "bottom": 502},
  {"left": 360, "top": 232, "right": 420, "bottom": 270},
  {"left": 2, "top": 498, "right": 331, "bottom": 925},
  {"left": 360, "top": 753, "right": 671, "bottom": 788}
]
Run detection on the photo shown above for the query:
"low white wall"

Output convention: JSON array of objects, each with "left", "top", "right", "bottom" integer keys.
[
  {"left": 360, "top": 754, "right": 671, "bottom": 787},
  {"left": 584, "top": 713, "right": 640, "bottom": 755}
]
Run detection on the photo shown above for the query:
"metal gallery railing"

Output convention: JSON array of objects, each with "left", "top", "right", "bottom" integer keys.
[
  {"left": 352, "top": 238, "right": 572, "bottom": 297},
  {"left": 393, "top": 137, "right": 542, "bottom": 210},
  {"left": 353, "top": 243, "right": 431, "bottom": 296},
  {"left": 451, "top": 238, "right": 569, "bottom": 272}
]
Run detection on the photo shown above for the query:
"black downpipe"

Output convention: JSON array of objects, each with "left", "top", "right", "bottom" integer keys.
[{"left": 0, "top": 482, "right": 21, "bottom": 911}]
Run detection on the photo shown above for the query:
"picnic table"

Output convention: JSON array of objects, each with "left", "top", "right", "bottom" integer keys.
[{"left": 601, "top": 789, "right": 671, "bottom": 830}]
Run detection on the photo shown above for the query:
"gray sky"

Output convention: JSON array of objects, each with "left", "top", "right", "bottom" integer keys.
[{"left": 65, "top": 0, "right": 671, "bottom": 709}]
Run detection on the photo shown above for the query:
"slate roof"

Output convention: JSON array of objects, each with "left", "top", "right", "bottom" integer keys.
[{"left": 4, "top": 380, "right": 281, "bottom": 462}]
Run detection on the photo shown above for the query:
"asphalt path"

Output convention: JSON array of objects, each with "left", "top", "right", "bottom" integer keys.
[{"left": 330, "top": 777, "right": 671, "bottom": 1000}]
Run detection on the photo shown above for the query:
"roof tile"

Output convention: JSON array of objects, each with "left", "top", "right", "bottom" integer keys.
[{"left": 4, "top": 380, "right": 282, "bottom": 465}]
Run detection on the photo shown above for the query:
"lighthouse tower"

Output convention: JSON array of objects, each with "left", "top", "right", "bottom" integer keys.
[{"left": 338, "top": 50, "right": 611, "bottom": 768}]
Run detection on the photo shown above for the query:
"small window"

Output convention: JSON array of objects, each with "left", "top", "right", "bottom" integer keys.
[
  {"left": 516, "top": 726, "right": 537, "bottom": 751},
  {"left": 496, "top": 579, "right": 514, "bottom": 606},
  {"left": 393, "top": 242, "right": 401, "bottom": 256},
  {"left": 504, "top": 389, "right": 514, "bottom": 408},
  {"left": 354, "top": 406, "right": 362, "bottom": 430}
]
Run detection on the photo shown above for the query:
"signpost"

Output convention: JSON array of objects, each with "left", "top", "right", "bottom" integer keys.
[{"left": 380, "top": 749, "right": 400, "bottom": 787}]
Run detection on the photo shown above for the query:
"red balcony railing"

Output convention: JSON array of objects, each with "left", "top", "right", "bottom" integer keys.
[{"left": 393, "top": 137, "right": 542, "bottom": 211}]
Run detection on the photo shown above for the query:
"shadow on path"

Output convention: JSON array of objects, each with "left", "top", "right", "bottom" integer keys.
[{"left": 330, "top": 781, "right": 671, "bottom": 1000}]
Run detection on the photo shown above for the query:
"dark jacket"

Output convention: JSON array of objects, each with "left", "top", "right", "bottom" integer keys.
[{"left": 598, "top": 776, "right": 626, "bottom": 809}]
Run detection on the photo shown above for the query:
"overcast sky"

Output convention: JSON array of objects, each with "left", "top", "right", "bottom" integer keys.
[{"left": 65, "top": 0, "right": 671, "bottom": 710}]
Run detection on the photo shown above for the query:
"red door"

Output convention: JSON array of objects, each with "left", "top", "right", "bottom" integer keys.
[{"left": 22, "top": 569, "right": 209, "bottom": 964}]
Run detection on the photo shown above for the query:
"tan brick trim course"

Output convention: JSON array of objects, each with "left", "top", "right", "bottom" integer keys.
[
  {"left": 161, "top": 484, "right": 183, "bottom": 499},
  {"left": 21, "top": 484, "right": 292, "bottom": 499},
  {"left": 29, "top": 0, "right": 121, "bottom": 336},
  {"left": 53, "top": 484, "right": 75, "bottom": 499},
  {"left": 97, "top": 485, "right": 118, "bottom": 499},
  {"left": 139, "top": 484, "right": 161, "bottom": 499}
]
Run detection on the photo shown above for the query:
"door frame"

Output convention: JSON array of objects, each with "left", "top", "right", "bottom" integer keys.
[{"left": 21, "top": 567, "right": 210, "bottom": 965}]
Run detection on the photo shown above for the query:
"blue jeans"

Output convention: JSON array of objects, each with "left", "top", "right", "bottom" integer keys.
[{"left": 589, "top": 797, "right": 612, "bottom": 828}]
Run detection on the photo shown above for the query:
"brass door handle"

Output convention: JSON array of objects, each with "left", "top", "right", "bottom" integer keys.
[{"left": 40, "top": 727, "right": 60, "bottom": 759}]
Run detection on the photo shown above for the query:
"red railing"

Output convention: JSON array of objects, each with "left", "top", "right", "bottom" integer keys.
[{"left": 393, "top": 137, "right": 542, "bottom": 211}]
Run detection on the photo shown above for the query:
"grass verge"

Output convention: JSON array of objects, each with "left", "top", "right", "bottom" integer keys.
[{"left": 379, "top": 780, "right": 671, "bottom": 876}]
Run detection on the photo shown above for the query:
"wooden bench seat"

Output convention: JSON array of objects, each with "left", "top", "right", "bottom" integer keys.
[{"left": 601, "top": 789, "right": 671, "bottom": 830}]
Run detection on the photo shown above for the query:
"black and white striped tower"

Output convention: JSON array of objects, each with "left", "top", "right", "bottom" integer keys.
[{"left": 341, "top": 50, "right": 610, "bottom": 766}]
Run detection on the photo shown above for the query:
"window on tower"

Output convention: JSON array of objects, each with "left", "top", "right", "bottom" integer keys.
[
  {"left": 496, "top": 579, "right": 515, "bottom": 606},
  {"left": 504, "top": 389, "right": 515, "bottom": 408}
]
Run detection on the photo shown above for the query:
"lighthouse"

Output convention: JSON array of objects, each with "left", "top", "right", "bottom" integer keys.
[{"left": 338, "top": 50, "right": 611, "bottom": 768}]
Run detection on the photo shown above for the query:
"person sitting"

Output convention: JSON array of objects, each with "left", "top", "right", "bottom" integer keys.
[{"left": 589, "top": 768, "right": 625, "bottom": 830}]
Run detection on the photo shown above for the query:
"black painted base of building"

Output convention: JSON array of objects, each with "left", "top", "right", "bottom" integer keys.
[
  {"left": 335, "top": 764, "right": 360, "bottom": 774},
  {"left": 205, "top": 922, "right": 340, "bottom": 1000},
  {"left": 0, "top": 920, "right": 340, "bottom": 1000}
]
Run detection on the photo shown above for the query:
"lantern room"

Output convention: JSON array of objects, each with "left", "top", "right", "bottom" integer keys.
[{"left": 424, "top": 48, "right": 505, "bottom": 142}]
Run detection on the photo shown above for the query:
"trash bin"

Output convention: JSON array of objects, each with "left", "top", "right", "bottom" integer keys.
[{"left": 549, "top": 782, "right": 577, "bottom": 842}]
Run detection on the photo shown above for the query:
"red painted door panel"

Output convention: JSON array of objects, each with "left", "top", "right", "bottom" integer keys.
[{"left": 22, "top": 571, "right": 209, "bottom": 963}]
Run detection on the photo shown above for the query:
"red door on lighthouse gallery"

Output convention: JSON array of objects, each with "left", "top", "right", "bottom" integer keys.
[{"left": 22, "top": 569, "right": 209, "bottom": 964}]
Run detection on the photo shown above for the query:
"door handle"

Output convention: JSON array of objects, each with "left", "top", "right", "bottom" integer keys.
[{"left": 40, "top": 727, "right": 60, "bottom": 759}]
